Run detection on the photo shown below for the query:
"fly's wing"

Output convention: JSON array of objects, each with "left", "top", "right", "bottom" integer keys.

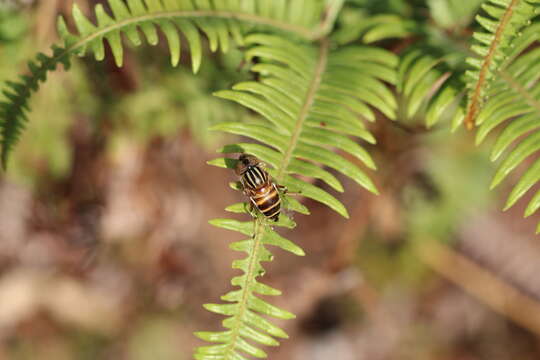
[{"left": 239, "top": 177, "right": 251, "bottom": 197}]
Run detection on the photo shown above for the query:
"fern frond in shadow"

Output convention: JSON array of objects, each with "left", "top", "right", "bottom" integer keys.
[
  {"left": 473, "top": 22, "right": 540, "bottom": 232},
  {"left": 464, "top": 0, "right": 540, "bottom": 129},
  {"left": 428, "top": 0, "right": 484, "bottom": 29},
  {"left": 333, "top": 13, "right": 416, "bottom": 45},
  {"left": 395, "top": 48, "right": 466, "bottom": 130},
  {"left": 0, "top": 0, "right": 327, "bottom": 169}
]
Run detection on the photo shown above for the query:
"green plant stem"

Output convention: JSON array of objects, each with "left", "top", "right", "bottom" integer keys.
[
  {"left": 275, "top": 38, "right": 329, "bottom": 182},
  {"left": 311, "top": 0, "right": 345, "bottom": 40},
  {"left": 224, "top": 217, "right": 265, "bottom": 359},
  {"left": 0, "top": 8, "right": 321, "bottom": 168},
  {"left": 464, "top": 0, "right": 519, "bottom": 129},
  {"left": 499, "top": 70, "right": 540, "bottom": 115},
  {"left": 67, "top": 10, "right": 315, "bottom": 55}
]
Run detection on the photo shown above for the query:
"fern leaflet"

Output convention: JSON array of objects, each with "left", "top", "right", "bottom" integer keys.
[
  {"left": 214, "top": 35, "right": 397, "bottom": 210},
  {"left": 395, "top": 48, "right": 466, "bottom": 129},
  {"left": 197, "top": 34, "right": 397, "bottom": 359},
  {"left": 0, "top": 0, "right": 327, "bottom": 169},
  {"left": 474, "top": 22, "right": 540, "bottom": 232},
  {"left": 194, "top": 215, "right": 304, "bottom": 360},
  {"left": 464, "top": 0, "right": 540, "bottom": 129}
]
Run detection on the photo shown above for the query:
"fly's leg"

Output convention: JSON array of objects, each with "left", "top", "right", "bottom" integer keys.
[
  {"left": 276, "top": 184, "right": 303, "bottom": 221},
  {"left": 245, "top": 201, "right": 259, "bottom": 219},
  {"left": 231, "top": 180, "right": 245, "bottom": 193},
  {"left": 277, "top": 184, "right": 301, "bottom": 196},
  {"left": 246, "top": 202, "right": 262, "bottom": 239}
]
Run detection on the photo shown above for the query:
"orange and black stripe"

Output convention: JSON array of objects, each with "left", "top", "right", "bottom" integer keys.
[
  {"left": 240, "top": 162, "right": 281, "bottom": 221},
  {"left": 252, "top": 184, "right": 281, "bottom": 221}
]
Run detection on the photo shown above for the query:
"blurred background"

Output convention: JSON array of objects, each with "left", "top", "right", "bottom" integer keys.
[{"left": 1, "top": 0, "right": 540, "bottom": 359}]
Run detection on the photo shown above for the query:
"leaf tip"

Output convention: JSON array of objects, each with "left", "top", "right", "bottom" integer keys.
[
  {"left": 489, "top": 177, "right": 501, "bottom": 190},
  {"left": 193, "top": 331, "right": 207, "bottom": 341},
  {"left": 192, "top": 58, "right": 201, "bottom": 74},
  {"left": 212, "top": 90, "right": 229, "bottom": 99},
  {"left": 502, "top": 201, "right": 514, "bottom": 212}
]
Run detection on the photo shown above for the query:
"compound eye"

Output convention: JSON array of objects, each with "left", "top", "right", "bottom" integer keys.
[
  {"left": 244, "top": 155, "right": 260, "bottom": 167},
  {"left": 238, "top": 154, "right": 248, "bottom": 162},
  {"left": 236, "top": 154, "right": 261, "bottom": 175},
  {"left": 234, "top": 159, "right": 246, "bottom": 176}
]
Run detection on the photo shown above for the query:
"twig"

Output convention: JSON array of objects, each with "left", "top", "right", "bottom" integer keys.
[{"left": 416, "top": 241, "right": 540, "bottom": 335}]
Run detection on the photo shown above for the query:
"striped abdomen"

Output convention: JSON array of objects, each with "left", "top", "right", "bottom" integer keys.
[
  {"left": 241, "top": 166, "right": 281, "bottom": 221},
  {"left": 249, "top": 183, "right": 281, "bottom": 221}
]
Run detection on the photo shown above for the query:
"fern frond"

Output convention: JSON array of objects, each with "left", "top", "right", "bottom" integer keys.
[
  {"left": 195, "top": 215, "right": 304, "bottom": 360},
  {"left": 0, "top": 0, "right": 328, "bottom": 169},
  {"left": 428, "top": 0, "right": 484, "bottom": 29},
  {"left": 197, "top": 34, "right": 397, "bottom": 359},
  {"left": 464, "top": 0, "right": 540, "bottom": 129},
  {"left": 0, "top": 45, "right": 71, "bottom": 169},
  {"left": 473, "top": 22, "right": 540, "bottom": 232},
  {"left": 213, "top": 35, "right": 398, "bottom": 216},
  {"left": 359, "top": 14, "right": 416, "bottom": 44},
  {"left": 333, "top": 14, "right": 414, "bottom": 45},
  {"left": 395, "top": 48, "right": 465, "bottom": 129},
  {"left": 58, "top": 0, "right": 326, "bottom": 68}
]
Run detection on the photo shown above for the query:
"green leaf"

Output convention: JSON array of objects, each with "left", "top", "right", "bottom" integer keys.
[
  {"left": 504, "top": 157, "right": 540, "bottom": 210},
  {"left": 207, "top": 157, "right": 239, "bottom": 170},
  {"left": 300, "top": 127, "right": 376, "bottom": 169},
  {"left": 211, "top": 123, "right": 288, "bottom": 153},
  {"left": 525, "top": 190, "right": 540, "bottom": 217},
  {"left": 209, "top": 218, "right": 253, "bottom": 236},
  {"left": 213, "top": 36, "right": 391, "bottom": 217},
  {"left": 490, "top": 126, "right": 540, "bottom": 190},
  {"left": 263, "top": 230, "right": 305, "bottom": 256},
  {"left": 239, "top": 326, "right": 280, "bottom": 347},
  {"left": 1, "top": 0, "right": 324, "bottom": 168},
  {"left": 490, "top": 113, "right": 540, "bottom": 161},
  {"left": 280, "top": 174, "right": 349, "bottom": 218},
  {"left": 395, "top": 49, "right": 464, "bottom": 127},
  {"left": 214, "top": 90, "right": 293, "bottom": 134},
  {"left": 472, "top": 22, "right": 540, "bottom": 233},
  {"left": 463, "top": 0, "right": 540, "bottom": 129},
  {"left": 198, "top": 216, "right": 304, "bottom": 360}
]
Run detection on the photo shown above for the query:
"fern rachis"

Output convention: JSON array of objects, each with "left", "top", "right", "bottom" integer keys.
[
  {"left": 464, "top": 0, "right": 540, "bottom": 129},
  {"left": 196, "top": 27, "right": 397, "bottom": 357},
  {"left": 0, "top": 0, "right": 328, "bottom": 169}
]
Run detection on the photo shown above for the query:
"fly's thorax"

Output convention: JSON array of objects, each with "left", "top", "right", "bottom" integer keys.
[
  {"left": 242, "top": 165, "right": 269, "bottom": 190},
  {"left": 235, "top": 154, "right": 262, "bottom": 176}
]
